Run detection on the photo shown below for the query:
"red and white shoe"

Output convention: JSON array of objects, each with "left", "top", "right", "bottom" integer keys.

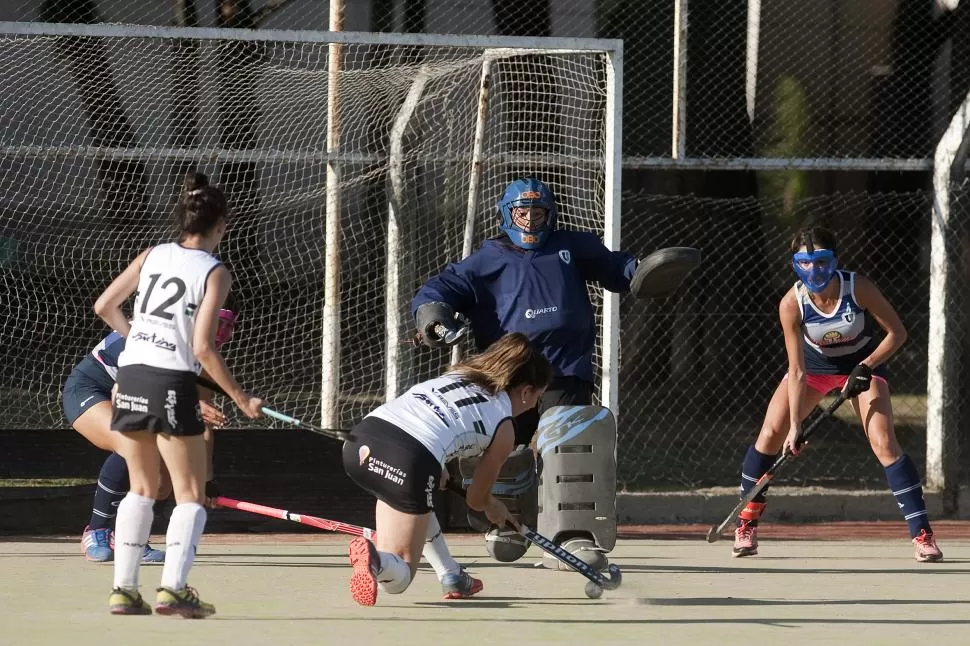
[
  {"left": 348, "top": 537, "right": 381, "bottom": 606},
  {"left": 913, "top": 529, "right": 943, "bottom": 563},
  {"left": 732, "top": 521, "right": 759, "bottom": 557}
]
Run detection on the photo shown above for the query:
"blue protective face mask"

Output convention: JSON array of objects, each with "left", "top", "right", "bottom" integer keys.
[{"left": 792, "top": 249, "right": 837, "bottom": 293}]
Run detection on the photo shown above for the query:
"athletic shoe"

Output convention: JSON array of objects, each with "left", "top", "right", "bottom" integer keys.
[
  {"left": 441, "top": 568, "right": 483, "bottom": 599},
  {"left": 913, "top": 529, "right": 943, "bottom": 563},
  {"left": 108, "top": 587, "right": 152, "bottom": 616},
  {"left": 154, "top": 585, "right": 216, "bottom": 619},
  {"left": 348, "top": 537, "right": 381, "bottom": 606},
  {"left": 82, "top": 526, "right": 113, "bottom": 562},
  {"left": 141, "top": 544, "right": 165, "bottom": 564},
  {"left": 732, "top": 521, "right": 759, "bottom": 557}
]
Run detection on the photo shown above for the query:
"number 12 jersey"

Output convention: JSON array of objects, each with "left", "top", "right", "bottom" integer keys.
[{"left": 118, "top": 243, "right": 222, "bottom": 375}]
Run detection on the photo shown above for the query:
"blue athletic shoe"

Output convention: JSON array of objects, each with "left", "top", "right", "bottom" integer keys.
[
  {"left": 141, "top": 543, "right": 166, "bottom": 565},
  {"left": 441, "top": 568, "right": 483, "bottom": 600},
  {"left": 82, "top": 526, "right": 113, "bottom": 562}
]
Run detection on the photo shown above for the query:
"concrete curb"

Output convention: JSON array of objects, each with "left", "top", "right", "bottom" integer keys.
[{"left": 617, "top": 487, "right": 970, "bottom": 524}]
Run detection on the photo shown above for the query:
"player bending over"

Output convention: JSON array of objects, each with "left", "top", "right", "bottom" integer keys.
[
  {"left": 733, "top": 226, "right": 942, "bottom": 562},
  {"left": 341, "top": 332, "right": 552, "bottom": 606},
  {"left": 63, "top": 301, "right": 238, "bottom": 563},
  {"left": 95, "top": 171, "right": 264, "bottom": 618}
]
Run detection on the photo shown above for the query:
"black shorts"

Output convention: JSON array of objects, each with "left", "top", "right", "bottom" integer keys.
[
  {"left": 342, "top": 417, "right": 441, "bottom": 515},
  {"left": 111, "top": 365, "right": 204, "bottom": 437}
]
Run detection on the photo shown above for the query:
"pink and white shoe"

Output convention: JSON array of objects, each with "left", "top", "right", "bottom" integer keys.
[
  {"left": 913, "top": 529, "right": 943, "bottom": 562},
  {"left": 348, "top": 537, "right": 380, "bottom": 606},
  {"left": 732, "top": 521, "right": 759, "bottom": 557}
]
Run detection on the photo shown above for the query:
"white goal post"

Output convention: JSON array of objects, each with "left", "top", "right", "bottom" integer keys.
[{"left": 0, "top": 22, "right": 622, "bottom": 432}]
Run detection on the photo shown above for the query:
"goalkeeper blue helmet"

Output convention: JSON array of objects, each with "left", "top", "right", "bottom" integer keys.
[{"left": 497, "top": 178, "right": 558, "bottom": 249}]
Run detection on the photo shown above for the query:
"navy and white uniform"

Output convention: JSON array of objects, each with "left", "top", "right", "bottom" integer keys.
[
  {"left": 794, "top": 270, "right": 885, "bottom": 377},
  {"left": 62, "top": 331, "right": 126, "bottom": 424},
  {"left": 112, "top": 243, "right": 221, "bottom": 436},
  {"left": 411, "top": 232, "right": 637, "bottom": 384},
  {"left": 342, "top": 374, "right": 514, "bottom": 514}
]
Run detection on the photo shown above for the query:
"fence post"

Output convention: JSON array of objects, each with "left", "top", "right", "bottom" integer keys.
[{"left": 926, "top": 85, "right": 970, "bottom": 514}]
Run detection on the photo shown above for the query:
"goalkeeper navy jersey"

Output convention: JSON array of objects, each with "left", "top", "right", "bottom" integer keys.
[{"left": 412, "top": 230, "right": 636, "bottom": 383}]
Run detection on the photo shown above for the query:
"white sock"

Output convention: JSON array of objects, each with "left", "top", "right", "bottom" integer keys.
[
  {"left": 112, "top": 493, "right": 155, "bottom": 590},
  {"left": 160, "top": 502, "right": 207, "bottom": 591},
  {"left": 376, "top": 551, "right": 411, "bottom": 594},
  {"left": 422, "top": 515, "right": 460, "bottom": 580}
]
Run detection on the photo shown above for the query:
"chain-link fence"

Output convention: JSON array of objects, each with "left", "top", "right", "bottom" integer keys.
[
  {"left": 2, "top": 1, "right": 970, "bottom": 495},
  {"left": 7, "top": 1, "right": 968, "bottom": 161},
  {"left": 616, "top": 186, "right": 970, "bottom": 489}
]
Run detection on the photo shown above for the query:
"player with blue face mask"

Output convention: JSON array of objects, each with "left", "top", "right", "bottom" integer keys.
[{"left": 731, "top": 225, "right": 942, "bottom": 563}]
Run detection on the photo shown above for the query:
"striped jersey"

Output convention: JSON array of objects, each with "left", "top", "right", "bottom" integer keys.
[
  {"left": 90, "top": 331, "right": 126, "bottom": 381},
  {"left": 794, "top": 270, "right": 878, "bottom": 375},
  {"left": 366, "top": 374, "right": 513, "bottom": 466}
]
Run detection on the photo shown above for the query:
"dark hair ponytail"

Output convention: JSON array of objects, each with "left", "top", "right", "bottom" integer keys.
[{"left": 177, "top": 171, "right": 228, "bottom": 238}]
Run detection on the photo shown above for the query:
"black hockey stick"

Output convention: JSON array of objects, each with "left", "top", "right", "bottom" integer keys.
[
  {"left": 196, "top": 375, "right": 351, "bottom": 442},
  {"left": 447, "top": 482, "right": 621, "bottom": 598},
  {"left": 705, "top": 393, "right": 848, "bottom": 543}
]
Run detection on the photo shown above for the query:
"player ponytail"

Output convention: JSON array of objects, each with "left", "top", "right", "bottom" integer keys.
[
  {"left": 176, "top": 171, "right": 228, "bottom": 238},
  {"left": 449, "top": 332, "right": 552, "bottom": 394}
]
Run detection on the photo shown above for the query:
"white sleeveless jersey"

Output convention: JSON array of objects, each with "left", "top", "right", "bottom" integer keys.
[
  {"left": 367, "top": 374, "right": 514, "bottom": 466},
  {"left": 118, "top": 243, "right": 222, "bottom": 374}
]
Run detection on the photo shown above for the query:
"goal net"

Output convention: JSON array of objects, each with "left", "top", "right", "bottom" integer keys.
[{"left": 0, "top": 23, "right": 620, "bottom": 431}]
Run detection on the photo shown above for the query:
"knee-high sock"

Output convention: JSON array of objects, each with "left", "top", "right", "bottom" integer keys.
[
  {"left": 376, "top": 551, "right": 411, "bottom": 594},
  {"left": 738, "top": 445, "right": 776, "bottom": 527},
  {"left": 422, "top": 514, "right": 460, "bottom": 580},
  {"left": 89, "top": 453, "right": 129, "bottom": 531},
  {"left": 885, "top": 454, "right": 931, "bottom": 538},
  {"left": 112, "top": 493, "right": 155, "bottom": 590},
  {"left": 160, "top": 502, "right": 207, "bottom": 591}
]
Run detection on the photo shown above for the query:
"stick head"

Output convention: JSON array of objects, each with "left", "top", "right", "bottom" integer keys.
[
  {"left": 631, "top": 246, "right": 702, "bottom": 299},
  {"left": 706, "top": 525, "right": 722, "bottom": 543}
]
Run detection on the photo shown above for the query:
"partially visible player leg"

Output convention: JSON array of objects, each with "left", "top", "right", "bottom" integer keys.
[
  {"left": 855, "top": 378, "right": 942, "bottom": 562},
  {"left": 342, "top": 425, "right": 439, "bottom": 606},
  {"left": 83, "top": 452, "right": 128, "bottom": 562},
  {"left": 734, "top": 377, "right": 825, "bottom": 557},
  {"left": 349, "top": 501, "right": 429, "bottom": 606},
  {"left": 154, "top": 432, "right": 215, "bottom": 618},
  {"left": 108, "top": 430, "right": 159, "bottom": 616},
  {"left": 422, "top": 513, "right": 482, "bottom": 599},
  {"left": 66, "top": 394, "right": 122, "bottom": 562},
  {"left": 70, "top": 397, "right": 166, "bottom": 565}
]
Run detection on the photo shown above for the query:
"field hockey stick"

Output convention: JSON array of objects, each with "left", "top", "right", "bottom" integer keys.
[
  {"left": 705, "top": 393, "right": 849, "bottom": 543},
  {"left": 214, "top": 496, "right": 376, "bottom": 539},
  {"left": 447, "top": 483, "right": 621, "bottom": 598},
  {"left": 196, "top": 375, "right": 351, "bottom": 442},
  {"left": 517, "top": 523, "right": 622, "bottom": 599}
]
